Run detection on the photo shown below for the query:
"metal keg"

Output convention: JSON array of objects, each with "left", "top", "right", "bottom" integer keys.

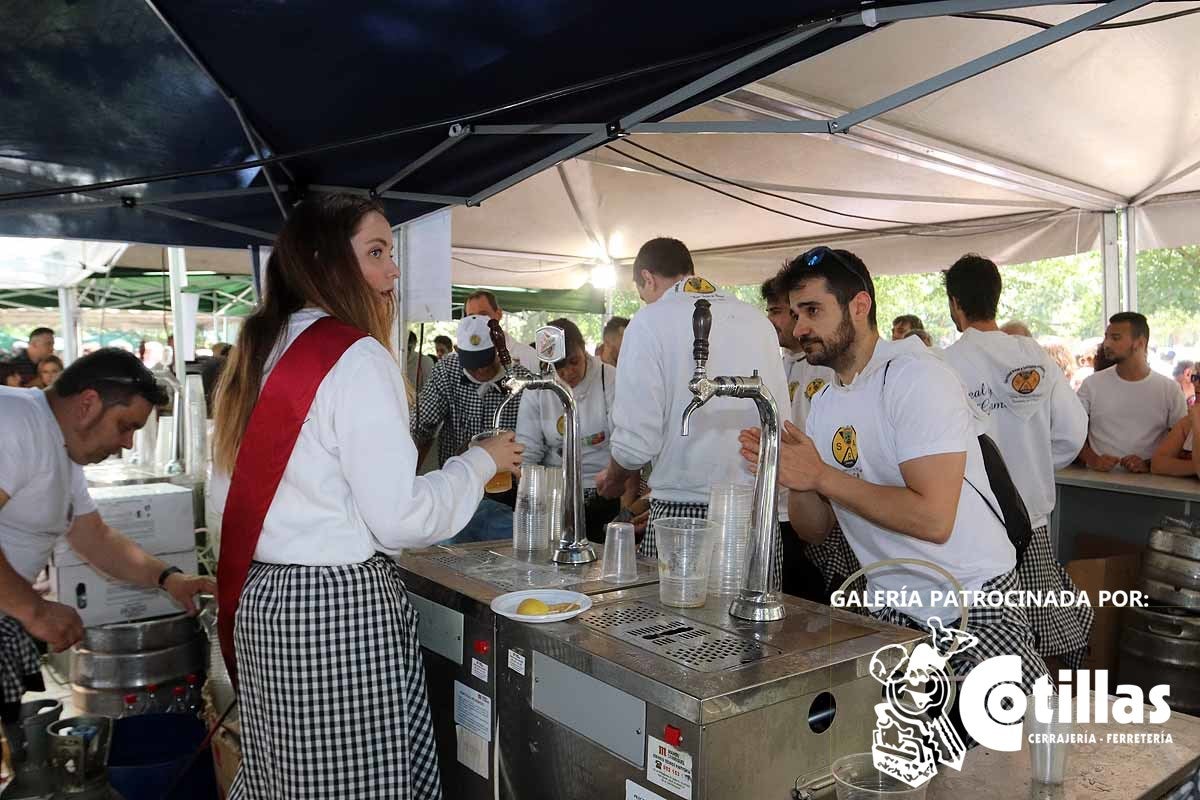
[
  {"left": 1118, "top": 605, "right": 1200, "bottom": 715},
  {"left": 1140, "top": 524, "right": 1200, "bottom": 609},
  {"left": 70, "top": 614, "right": 206, "bottom": 717}
]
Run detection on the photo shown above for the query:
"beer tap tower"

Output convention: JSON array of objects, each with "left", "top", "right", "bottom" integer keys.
[
  {"left": 489, "top": 320, "right": 595, "bottom": 565},
  {"left": 680, "top": 299, "right": 786, "bottom": 622}
]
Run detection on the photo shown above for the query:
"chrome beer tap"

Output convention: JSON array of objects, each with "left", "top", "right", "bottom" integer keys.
[
  {"left": 489, "top": 321, "right": 595, "bottom": 565},
  {"left": 681, "top": 299, "right": 786, "bottom": 622}
]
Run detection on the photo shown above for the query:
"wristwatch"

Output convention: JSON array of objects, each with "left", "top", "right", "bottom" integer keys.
[{"left": 157, "top": 566, "right": 184, "bottom": 589}]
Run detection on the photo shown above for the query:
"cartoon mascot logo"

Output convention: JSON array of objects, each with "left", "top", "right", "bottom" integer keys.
[
  {"left": 805, "top": 377, "right": 827, "bottom": 400},
  {"left": 682, "top": 277, "right": 716, "bottom": 294},
  {"left": 832, "top": 426, "right": 859, "bottom": 468}
]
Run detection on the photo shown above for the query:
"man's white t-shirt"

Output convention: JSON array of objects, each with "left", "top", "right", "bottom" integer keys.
[
  {"left": 1077, "top": 366, "right": 1187, "bottom": 461},
  {"left": 943, "top": 328, "right": 1088, "bottom": 529},
  {"left": 610, "top": 277, "right": 790, "bottom": 505},
  {"left": 806, "top": 336, "right": 1015, "bottom": 624},
  {"left": 516, "top": 356, "right": 615, "bottom": 485},
  {"left": 783, "top": 351, "right": 835, "bottom": 523},
  {"left": 0, "top": 388, "right": 98, "bottom": 581}
]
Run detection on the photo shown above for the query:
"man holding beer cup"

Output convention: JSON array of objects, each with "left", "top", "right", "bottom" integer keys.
[{"left": 411, "top": 315, "right": 533, "bottom": 541}]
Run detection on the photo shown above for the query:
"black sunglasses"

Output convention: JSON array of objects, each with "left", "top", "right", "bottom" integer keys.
[{"left": 798, "top": 246, "right": 872, "bottom": 295}]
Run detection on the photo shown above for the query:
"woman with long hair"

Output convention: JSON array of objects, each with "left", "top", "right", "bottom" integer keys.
[{"left": 210, "top": 194, "right": 522, "bottom": 799}]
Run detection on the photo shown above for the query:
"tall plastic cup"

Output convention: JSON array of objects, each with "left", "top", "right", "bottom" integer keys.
[
  {"left": 654, "top": 518, "right": 715, "bottom": 608},
  {"left": 601, "top": 522, "right": 638, "bottom": 584}
]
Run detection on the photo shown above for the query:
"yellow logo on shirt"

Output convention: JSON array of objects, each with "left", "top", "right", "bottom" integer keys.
[
  {"left": 556, "top": 415, "right": 566, "bottom": 436},
  {"left": 805, "top": 378, "right": 827, "bottom": 400},
  {"left": 832, "top": 426, "right": 859, "bottom": 468},
  {"left": 788, "top": 381, "right": 799, "bottom": 400},
  {"left": 682, "top": 277, "right": 716, "bottom": 294},
  {"left": 1009, "top": 367, "right": 1042, "bottom": 395}
]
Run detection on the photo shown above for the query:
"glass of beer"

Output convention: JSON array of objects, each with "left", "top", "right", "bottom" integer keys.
[{"left": 470, "top": 428, "right": 515, "bottom": 493}]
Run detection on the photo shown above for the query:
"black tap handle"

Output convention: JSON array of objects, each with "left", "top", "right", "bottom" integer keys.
[
  {"left": 488, "top": 319, "right": 512, "bottom": 370},
  {"left": 692, "top": 299, "right": 712, "bottom": 364}
]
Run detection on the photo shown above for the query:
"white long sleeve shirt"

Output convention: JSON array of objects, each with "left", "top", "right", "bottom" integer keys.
[
  {"left": 943, "top": 328, "right": 1089, "bottom": 529},
  {"left": 515, "top": 356, "right": 615, "bottom": 486},
  {"left": 209, "top": 309, "right": 493, "bottom": 565},
  {"left": 610, "top": 277, "right": 790, "bottom": 504}
]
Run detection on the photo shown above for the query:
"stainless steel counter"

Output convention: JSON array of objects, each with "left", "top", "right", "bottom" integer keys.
[{"left": 1052, "top": 466, "right": 1200, "bottom": 561}]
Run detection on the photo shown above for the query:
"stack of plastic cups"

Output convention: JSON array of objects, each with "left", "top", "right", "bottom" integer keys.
[
  {"left": 513, "top": 466, "right": 551, "bottom": 560},
  {"left": 184, "top": 374, "right": 208, "bottom": 479},
  {"left": 544, "top": 466, "right": 565, "bottom": 549},
  {"left": 707, "top": 484, "right": 755, "bottom": 596}
]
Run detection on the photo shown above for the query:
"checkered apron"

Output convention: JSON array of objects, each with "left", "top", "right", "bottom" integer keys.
[
  {"left": 803, "top": 524, "right": 864, "bottom": 596},
  {"left": 1017, "top": 525, "right": 1093, "bottom": 668},
  {"left": 229, "top": 555, "right": 440, "bottom": 800},
  {"left": 645, "top": 499, "right": 783, "bottom": 592},
  {"left": 868, "top": 568, "right": 1049, "bottom": 697},
  {"left": 0, "top": 614, "right": 42, "bottom": 720}
]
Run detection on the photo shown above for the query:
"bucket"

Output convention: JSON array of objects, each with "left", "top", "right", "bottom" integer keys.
[
  {"left": 107, "top": 713, "right": 217, "bottom": 800},
  {"left": 831, "top": 753, "right": 928, "bottom": 800}
]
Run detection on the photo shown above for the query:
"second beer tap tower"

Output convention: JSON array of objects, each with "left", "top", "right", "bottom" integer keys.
[
  {"left": 489, "top": 320, "right": 596, "bottom": 565},
  {"left": 681, "top": 298, "right": 786, "bottom": 622}
]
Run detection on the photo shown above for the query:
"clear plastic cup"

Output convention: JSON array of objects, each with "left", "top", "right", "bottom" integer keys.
[
  {"left": 1025, "top": 693, "right": 1071, "bottom": 785},
  {"left": 654, "top": 518, "right": 715, "bottom": 608},
  {"left": 707, "top": 484, "right": 755, "bottom": 596},
  {"left": 831, "top": 753, "right": 928, "bottom": 800},
  {"left": 601, "top": 522, "right": 638, "bottom": 584},
  {"left": 513, "top": 465, "right": 550, "bottom": 559}
]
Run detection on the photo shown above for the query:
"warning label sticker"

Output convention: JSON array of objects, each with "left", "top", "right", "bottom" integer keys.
[{"left": 646, "top": 735, "right": 693, "bottom": 799}]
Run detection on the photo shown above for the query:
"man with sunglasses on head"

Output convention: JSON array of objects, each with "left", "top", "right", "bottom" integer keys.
[
  {"left": 596, "top": 238, "right": 790, "bottom": 586},
  {"left": 0, "top": 349, "right": 214, "bottom": 722},
  {"left": 741, "top": 247, "right": 1047, "bottom": 705}
]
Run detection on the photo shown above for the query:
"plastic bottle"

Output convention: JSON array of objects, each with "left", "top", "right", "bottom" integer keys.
[
  {"left": 168, "top": 686, "right": 188, "bottom": 714},
  {"left": 144, "top": 684, "right": 161, "bottom": 713},
  {"left": 122, "top": 693, "right": 140, "bottom": 718}
]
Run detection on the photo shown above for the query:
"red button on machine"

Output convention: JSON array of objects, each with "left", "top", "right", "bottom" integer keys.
[
  {"left": 663, "top": 724, "right": 682, "bottom": 747},
  {"left": 473, "top": 639, "right": 490, "bottom": 656}
]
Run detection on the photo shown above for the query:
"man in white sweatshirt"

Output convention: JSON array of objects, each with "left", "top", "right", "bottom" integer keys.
[
  {"left": 597, "top": 238, "right": 790, "bottom": 580},
  {"left": 942, "top": 254, "right": 1092, "bottom": 670}
]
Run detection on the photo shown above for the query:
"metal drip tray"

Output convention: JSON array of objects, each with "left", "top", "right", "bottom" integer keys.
[
  {"left": 578, "top": 600, "right": 783, "bottom": 672},
  {"left": 422, "top": 549, "right": 590, "bottom": 592}
]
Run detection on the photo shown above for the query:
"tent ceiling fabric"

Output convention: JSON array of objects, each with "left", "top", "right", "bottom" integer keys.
[{"left": 0, "top": 0, "right": 876, "bottom": 247}]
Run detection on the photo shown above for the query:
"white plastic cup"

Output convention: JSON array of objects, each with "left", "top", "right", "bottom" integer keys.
[
  {"left": 654, "top": 518, "right": 715, "bottom": 608},
  {"left": 707, "top": 484, "right": 755, "bottom": 595},
  {"left": 1025, "top": 693, "right": 1072, "bottom": 785},
  {"left": 601, "top": 522, "right": 638, "bottom": 584},
  {"left": 513, "top": 465, "right": 550, "bottom": 560}
]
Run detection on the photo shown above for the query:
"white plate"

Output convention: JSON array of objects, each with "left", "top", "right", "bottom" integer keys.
[{"left": 490, "top": 590, "right": 592, "bottom": 624}]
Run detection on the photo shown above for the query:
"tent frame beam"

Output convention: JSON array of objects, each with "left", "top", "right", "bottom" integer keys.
[{"left": 375, "top": 125, "right": 472, "bottom": 195}]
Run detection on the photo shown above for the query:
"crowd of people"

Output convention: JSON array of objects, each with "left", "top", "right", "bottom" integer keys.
[{"left": 2, "top": 192, "right": 1193, "bottom": 798}]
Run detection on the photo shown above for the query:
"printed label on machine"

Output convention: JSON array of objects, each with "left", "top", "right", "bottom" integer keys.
[
  {"left": 471, "top": 657, "right": 488, "bottom": 683},
  {"left": 646, "top": 735, "right": 693, "bottom": 799},
  {"left": 453, "top": 680, "right": 492, "bottom": 742},
  {"left": 626, "top": 779, "right": 670, "bottom": 800},
  {"left": 507, "top": 648, "right": 526, "bottom": 675},
  {"left": 456, "top": 725, "right": 489, "bottom": 779}
]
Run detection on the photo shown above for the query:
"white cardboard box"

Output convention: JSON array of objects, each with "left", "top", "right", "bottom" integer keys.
[
  {"left": 53, "top": 483, "right": 193, "bottom": 567},
  {"left": 48, "top": 549, "right": 199, "bottom": 628}
]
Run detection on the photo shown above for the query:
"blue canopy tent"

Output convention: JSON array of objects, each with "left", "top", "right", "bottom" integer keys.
[{"left": 0, "top": 0, "right": 893, "bottom": 247}]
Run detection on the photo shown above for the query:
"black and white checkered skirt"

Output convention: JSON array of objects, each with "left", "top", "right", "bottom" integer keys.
[
  {"left": 1018, "top": 525, "right": 1093, "bottom": 668},
  {"left": 803, "top": 524, "right": 864, "bottom": 595},
  {"left": 0, "top": 614, "right": 43, "bottom": 722},
  {"left": 230, "top": 555, "right": 441, "bottom": 800},
  {"left": 868, "top": 567, "right": 1049, "bottom": 697},
  {"left": 645, "top": 499, "right": 783, "bottom": 592}
]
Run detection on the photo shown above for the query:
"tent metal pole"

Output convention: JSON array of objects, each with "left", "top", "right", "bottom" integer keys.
[
  {"left": 248, "top": 246, "right": 263, "bottom": 304},
  {"left": 375, "top": 126, "right": 472, "bottom": 195},
  {"left": 466, "top": 18, "right": 837, "bottom": 206},
  {"left": 453, "top": 246, "right": 584, "bottom": 264},
  {"left": 1132, "top": 156, "right": 1200, "bottom": 205},
  {"left": 392, "top": 228, "right": 406, "bottom": 361},
  {"left": 168, "top": 247, "right": 189, "bottom": 388},
  {"left": 138, "top": 205, "right": 275, "bottom": 241},
  {"left": 309, "top": 185, "right": 468, "bottom": 205},
  {"left": 57, "top": 287, "right": 81, "bottom": 365},
  {"left": 229, "top": 98, "right": 289, "bottom": 219},
  {"left": 1123, "top": 206, "right": 1138, "bottom": 312},
  {"left": 831, "top": 0, "right": 1153, "bottom": 133},
  {"left": 0, "top": 174, "right": 285, "bottom": 217},
  {"left": 832, "top": 0, "right": 1090, "bottom": 27},
  {"left": 1101, "top": 212, "right": 1121, "bottom": 321},
  {"left": 143, "top": 0, "right": 297, "bottom": 187}
]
